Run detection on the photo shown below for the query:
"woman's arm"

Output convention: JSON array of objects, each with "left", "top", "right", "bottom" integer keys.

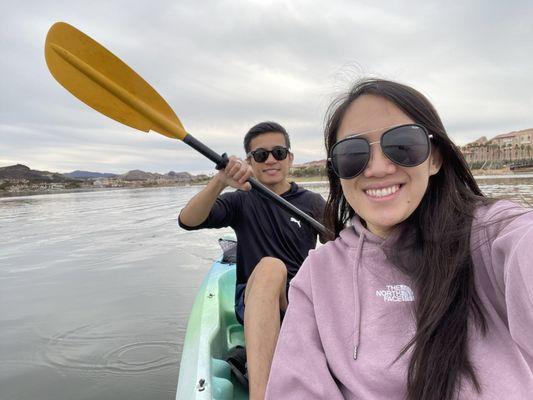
[
  {"left": 488, "top": 207, "right": 533, "bottom": 358},
  {"left": 265, "top": 260, "right": 344, "bottom": 399}
]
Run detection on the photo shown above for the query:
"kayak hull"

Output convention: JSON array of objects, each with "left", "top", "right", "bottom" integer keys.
[{"left": 176, "top": 259, "right": 248, "bottom": 400}]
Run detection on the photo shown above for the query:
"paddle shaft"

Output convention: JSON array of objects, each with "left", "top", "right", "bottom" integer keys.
[{"left": 183, "top": 134, "right": 329, "bottom": 236}]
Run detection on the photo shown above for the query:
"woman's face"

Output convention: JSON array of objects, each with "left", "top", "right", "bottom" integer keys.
[{"left": 337, "top": 94, "right": 441, "bottom": 238}]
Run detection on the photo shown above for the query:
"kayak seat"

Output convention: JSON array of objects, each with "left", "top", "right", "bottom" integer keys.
[
  {"left": 210, "top": 265, "right": 248, "bottom": 397},
  {"left": 227, "top": 323, "right": 244, "bottom": 346}
]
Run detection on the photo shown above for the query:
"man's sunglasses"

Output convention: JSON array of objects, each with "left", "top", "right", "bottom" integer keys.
[
  {"left": 329, "top": 124, "right": 433, "bottom": 179},
  {"left": 247, "top": 146, "right": 290, "bottom": 163}
]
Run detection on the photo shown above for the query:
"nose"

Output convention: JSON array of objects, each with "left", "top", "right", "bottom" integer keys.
[
  {"left": 264, "top": 152, "right": 277, "bottom": 164},
  {"left": 362, "top": 143, "right": 397, "bottom": 178}
]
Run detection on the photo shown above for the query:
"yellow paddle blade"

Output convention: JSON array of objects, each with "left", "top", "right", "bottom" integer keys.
[{"left": 45, "top": 22, "right": 188, "bottom": 140}]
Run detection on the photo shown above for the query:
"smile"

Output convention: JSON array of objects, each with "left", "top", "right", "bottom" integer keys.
[{"left": 364, "top": 184, "right": 401, "bottom": 198}]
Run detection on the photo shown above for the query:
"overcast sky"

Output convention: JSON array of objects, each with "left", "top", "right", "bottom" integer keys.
[{"left": 1, "top": 0, "right": 532, "bottom": 174}]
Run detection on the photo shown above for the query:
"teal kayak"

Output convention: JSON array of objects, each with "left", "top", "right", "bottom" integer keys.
[{"left": 176, "top": 239, "right": 248, "bottom": 400}]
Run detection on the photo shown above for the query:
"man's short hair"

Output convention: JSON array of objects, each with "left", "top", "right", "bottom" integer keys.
[{"left": 243, "top": 121, "right": 291, "bottom": 153}]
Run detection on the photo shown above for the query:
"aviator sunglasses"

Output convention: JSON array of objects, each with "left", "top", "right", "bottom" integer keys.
[
  {"left": 329, "top": 124, "right": 433, "bottom": 179},
  {"left": 247, "top": 146, "right": 290, "bottom": 163}
]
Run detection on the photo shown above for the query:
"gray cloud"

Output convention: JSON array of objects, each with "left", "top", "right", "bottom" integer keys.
[{"left": 1, "top": 0, "right": 532, "bottom": 173}]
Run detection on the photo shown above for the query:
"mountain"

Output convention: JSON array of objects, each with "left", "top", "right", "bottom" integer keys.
[
  {"left": 0, "top": 164, "right": 70, "bottom": 182},
  {"left": 293, "top": 159, "right": 327, "bottom": 168},
  {"left": 63, "top": 170, "right": 118, "bottom": 179},
  {"left": 119, "top": 170, "right": 193, "bottom": 182},
  {"left": 167, "top": 171, "right": 193, "bottom": 181},
  {"left": 0, "top": 164, "right": 197, "bottom": 183},
  {"left": 120, "top": 170, "right": 163, "bottom": 181}
]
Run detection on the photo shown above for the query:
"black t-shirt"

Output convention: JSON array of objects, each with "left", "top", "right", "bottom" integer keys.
[{"left": 179, "top": 182, "right": 326, "bottom": 285}]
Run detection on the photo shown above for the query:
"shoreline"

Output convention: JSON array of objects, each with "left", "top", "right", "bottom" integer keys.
[
  {"left": 3, "top": 171, "right": 533, "bottom": 199},
  {"left": 0, "top": 183, "right": 207, "bottom": 200}
]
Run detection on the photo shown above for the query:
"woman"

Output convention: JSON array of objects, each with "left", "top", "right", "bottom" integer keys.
[{"left": 265, "top": 79, "right": 533, "bottom": 399}]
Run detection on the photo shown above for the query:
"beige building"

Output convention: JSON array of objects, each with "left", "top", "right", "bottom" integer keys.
[{"left": 461, "top": 128, "right": 533, "bottom": 164}]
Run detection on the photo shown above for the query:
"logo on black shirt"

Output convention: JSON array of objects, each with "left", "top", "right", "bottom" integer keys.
[{"left": 290, "top": 217, "right": 301, "bottom": 228}]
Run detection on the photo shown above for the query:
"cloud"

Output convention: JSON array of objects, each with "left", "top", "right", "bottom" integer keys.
[{"left": 1, "top": 0, "right": 532, "bottom": 173}]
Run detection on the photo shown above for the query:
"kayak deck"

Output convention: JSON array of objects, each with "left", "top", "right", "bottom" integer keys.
[{"left": 176, "top": 258, "right": 248, "bottom": 399}]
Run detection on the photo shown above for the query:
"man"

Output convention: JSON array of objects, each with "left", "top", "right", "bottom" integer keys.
[{"left": 178, "top": 121, "right": 325, "bottom": 400}]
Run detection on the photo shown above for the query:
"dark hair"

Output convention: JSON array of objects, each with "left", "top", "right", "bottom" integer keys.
[
  {"left": 243, "top": 121, "right": 291, "bottom": 153},
  {"left": 324, "top": 78, "right": 491, "bottom": 400}
]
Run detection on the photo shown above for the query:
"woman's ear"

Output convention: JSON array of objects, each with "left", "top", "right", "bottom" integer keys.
[{"left": 429, "top": 149, "right": 442, "bottom": 176}]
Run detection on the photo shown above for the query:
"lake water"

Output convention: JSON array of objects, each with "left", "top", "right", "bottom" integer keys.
[{"left": 1, "top": 177, "right": 532, "bottom": 400}]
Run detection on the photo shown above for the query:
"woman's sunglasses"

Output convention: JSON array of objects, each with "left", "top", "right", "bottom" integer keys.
[
  {"left": 247, "top": 146, "right": 289, "bottom": 163},
  {"left": 329, "top": 124, "right": 433, "bottom": 179}
]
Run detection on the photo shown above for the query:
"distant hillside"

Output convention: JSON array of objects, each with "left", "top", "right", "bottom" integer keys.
[
  {"left": 0, "top": 164, "right": 200, "bottom": 195},
  {"left": 290, "top": 159, "right": 327, "bottom": 178},
  {"left": 120, "top": 170, "right": 192, "bottom": 182},
  {"left": 293, "top": 159, "right": 327, "bottom": 168},
  {"left": 120, "top": 170, "right": 163, "bottom": 181},
  {"left": 167, "top": 171, "right": 193, "bottom": 181},
  {"left": 64, "top": 170, "right": 118, "bottom": 179},
  {"left": 0, "top": 163, "right": 328, "bottom": 183},
  {"left": 0, "top": 164, "right": 70, "bottom": 182}
]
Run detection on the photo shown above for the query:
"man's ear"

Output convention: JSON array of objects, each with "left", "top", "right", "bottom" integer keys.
[
  {"left": 429, "top": 149, "right": 442, "bottom": 176},
  {"left": 288, "top": 151, "right": 294, "bottom": 167}
]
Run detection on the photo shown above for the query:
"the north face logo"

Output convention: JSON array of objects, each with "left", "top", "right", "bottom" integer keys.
[{"left": 376, "top": 284, "right": 414, "bottom": 302}]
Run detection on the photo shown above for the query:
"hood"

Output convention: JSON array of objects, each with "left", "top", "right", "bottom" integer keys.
[
  {"left": 281, "top": 181, "right": 303, "bottom": 199},
  {"left": 339, "top": 215, "right": 402, "bottom": 248}
]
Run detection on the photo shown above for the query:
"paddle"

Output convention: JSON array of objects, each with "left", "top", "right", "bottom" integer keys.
[{"left": 44, "top": 22, "right": 330, "bottom": 236}]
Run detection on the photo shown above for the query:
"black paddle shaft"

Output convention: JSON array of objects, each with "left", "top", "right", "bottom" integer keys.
[{"left": 182, "top": 134, "right": 330, "bottom": 236}]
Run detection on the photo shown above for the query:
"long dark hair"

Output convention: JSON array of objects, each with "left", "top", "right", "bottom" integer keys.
[{"left": 324, "top": 79, "right": 490, "bottom": 400}]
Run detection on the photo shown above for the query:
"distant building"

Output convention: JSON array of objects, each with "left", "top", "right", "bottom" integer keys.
[{"left": 461, "top": 128, "right": 533, "bottom": 164}]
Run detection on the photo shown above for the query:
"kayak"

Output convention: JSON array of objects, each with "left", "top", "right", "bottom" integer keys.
[{"left": 176, "top": 238, "right": 248, "bottom": 400}]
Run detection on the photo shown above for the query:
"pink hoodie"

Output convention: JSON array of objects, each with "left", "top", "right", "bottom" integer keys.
[{"left": 266, "top": 200, "right": 533, "bottom": 399}]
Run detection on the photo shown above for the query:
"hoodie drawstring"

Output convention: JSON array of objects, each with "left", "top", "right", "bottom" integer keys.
[{"left": 352, "top": 229, "right": 365, "bottom": 360}]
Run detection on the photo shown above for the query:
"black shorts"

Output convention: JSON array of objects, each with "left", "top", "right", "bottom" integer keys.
[{"left": 234, "top": 283, "right": 289, "bottom": 325}]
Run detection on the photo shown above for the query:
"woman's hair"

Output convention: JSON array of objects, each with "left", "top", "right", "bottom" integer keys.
[{"left": 324, "top": 78, "right": 491, "bottom": 400}]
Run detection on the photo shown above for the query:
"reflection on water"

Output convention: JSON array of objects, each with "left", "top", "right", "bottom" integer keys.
[{"left": 0, "top": 177, "right": 532, "bottom": 400}]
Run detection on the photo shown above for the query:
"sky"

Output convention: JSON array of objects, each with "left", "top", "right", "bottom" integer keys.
[{"left": 1, "top": 0, "right": 532, "bottom": 174}]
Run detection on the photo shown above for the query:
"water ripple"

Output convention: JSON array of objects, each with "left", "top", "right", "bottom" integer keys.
[{"left": 40, "top": 320, "right": 180, "bottom": 375}]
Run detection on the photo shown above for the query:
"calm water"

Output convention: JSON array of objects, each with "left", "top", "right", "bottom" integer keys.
[{"left": 0, "top": 178, "right": 532, "bottom": 400}]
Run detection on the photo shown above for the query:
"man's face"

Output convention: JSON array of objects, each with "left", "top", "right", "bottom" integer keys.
[{"left": 247, "top": 132, "right": 293, "bottom": 187}]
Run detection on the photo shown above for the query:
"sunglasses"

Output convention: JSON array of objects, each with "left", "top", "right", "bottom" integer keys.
[
  {"left": 247, "top": 146, "right": 290, "bottom": 163},
  {"left": 329, "top": 124, "right": 433, "bottom": 179}
]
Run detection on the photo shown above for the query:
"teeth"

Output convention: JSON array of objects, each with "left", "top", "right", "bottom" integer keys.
[{"left": 365, "top": 185, "right": 400, "bottom": 198}]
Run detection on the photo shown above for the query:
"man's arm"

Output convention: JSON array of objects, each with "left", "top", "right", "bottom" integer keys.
[{"left": 179, "top": 156, "right": 253, "bottom": 227}]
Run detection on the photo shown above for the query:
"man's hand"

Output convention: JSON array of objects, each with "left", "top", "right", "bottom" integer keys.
[{"left": 215, "top": 156, "right": 253, "bottom": 191}]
